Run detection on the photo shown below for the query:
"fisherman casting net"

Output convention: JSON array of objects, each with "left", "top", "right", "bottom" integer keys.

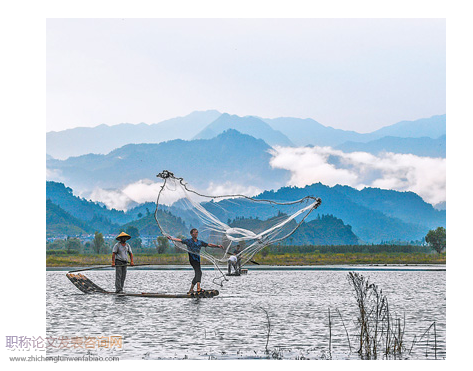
[{"left": 154, "top": 170, "right": 322, "bottom": 285}]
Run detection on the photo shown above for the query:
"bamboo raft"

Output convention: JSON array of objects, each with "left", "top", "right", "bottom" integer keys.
[{"left": 66, "top": 273, "right": 219, "bottom": 298}]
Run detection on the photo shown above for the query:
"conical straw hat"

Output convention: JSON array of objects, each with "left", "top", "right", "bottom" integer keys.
[{"left": 116, "top": 232, "right": 131, "bottom": 241}]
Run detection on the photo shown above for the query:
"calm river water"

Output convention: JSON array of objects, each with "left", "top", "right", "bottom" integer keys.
[{"left": 46, "top": 266, "right": 446, "bottom": 360}]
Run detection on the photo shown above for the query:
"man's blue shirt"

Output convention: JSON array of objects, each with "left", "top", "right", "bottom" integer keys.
[{"left": 182, "top": 238, "right": 208, "bottom": 262}]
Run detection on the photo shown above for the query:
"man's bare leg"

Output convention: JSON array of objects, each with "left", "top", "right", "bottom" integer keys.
[{"left": 188, "top": 283, "right": 195, "bottom": 294}]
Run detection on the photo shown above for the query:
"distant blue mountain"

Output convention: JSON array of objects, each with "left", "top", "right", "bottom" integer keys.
[
  {"left": 47, "top": 178, "right": 444, "bottom": 243},
  {"left": 46, "top": 199, "right": 96, "bottom": 236},
  {"left": 331, "top": 185, "right": 446, "bottom": 229},
  {"left": 263, "top": 114, "right": 446, "bottom": 147},
  {"left": 47, "top": 111, "right": 446, "bottom": 159},
  {"left": 46, "top": 182, "right": 189, "bottom": 236},
  {"left": 365, "top": 114, "right": 446, "bottom": 140},
  {"left": 262, "top": 116, "right": 364, "bottom": 146},
  {"left": 46, "top": 110, "right": 222, "bottom": 159},
  {"left": 193, "top": 113, "right": 294, "bottom": 147},
  {"left": 228, "top": 214, "right": 359, "bottom": 246},
  {"left": 197, "top": 183, "right": 445, "bottom": 243},
  {"left": 47, "top": 129, "right": 291, "bottom": 194},
  {"left": 294, "top": 215, "right": 360, "bottom": 245},
  {"left": 336, "top": 135, "right": 446, "bottom": 158},
  {"left": 46, "top": 181, "right": 361, "bottom": 244},
  {"left": 262, "top": 183, "right": 445, "bottom": 242},
  {"left": 46, "top": 181, "right": 133, "bottom": 225}
]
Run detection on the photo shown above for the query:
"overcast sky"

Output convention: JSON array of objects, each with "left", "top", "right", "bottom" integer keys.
[{"left": 46, "top": 18, "right": 445, "bottom": 133}]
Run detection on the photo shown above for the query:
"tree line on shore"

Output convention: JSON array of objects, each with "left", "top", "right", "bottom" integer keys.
[{"left": 46, "top": 226, "right": 446, "bottom": 256}]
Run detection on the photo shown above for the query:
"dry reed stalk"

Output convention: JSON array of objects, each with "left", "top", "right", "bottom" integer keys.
[
  {"left": 336, "top": 308, "right": 352, "bottom": 353},
  {"left": 347, "top": 272, "right": 408, "bottom": 359},
  {"left": 328, "top": 308, "right": 332, "bottom": 355},
  {"left": 260, "top": 307, "right": 271, "bottom": 355}
]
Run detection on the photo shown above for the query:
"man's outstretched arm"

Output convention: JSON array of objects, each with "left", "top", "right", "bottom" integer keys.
[{"left": 207, "top": 242, "right": 224, "bottom": 249}]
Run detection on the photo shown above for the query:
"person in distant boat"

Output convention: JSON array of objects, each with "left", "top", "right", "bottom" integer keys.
[
  {"left": 112, "top": 232, "right": 134, "bottom": 293},
  {"left": 228, "top": 255, "right": 238, "bottom": 274},
  {"left": 227, "top": 244, "right": 242, "bottom": 275},
  {"left": 234, "top": 244, "right": 242, "bottom": 274},
  {"left": 167, "top": 228, "right": 223, "bottom": 294}
]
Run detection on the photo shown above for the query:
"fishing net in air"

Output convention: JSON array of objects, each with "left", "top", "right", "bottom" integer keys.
[{"left": 154, "top": 170, "right": 322, "bottom": 285}]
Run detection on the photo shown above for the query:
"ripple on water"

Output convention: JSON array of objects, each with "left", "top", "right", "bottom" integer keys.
[{"left": 46, "top": 269, "right": 445, "bottom": 360}]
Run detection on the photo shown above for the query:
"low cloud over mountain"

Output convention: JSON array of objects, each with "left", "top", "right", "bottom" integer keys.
[
  {"left": 88, "top": 179, "right": 264, "bottom": 211},
  {"left": 269, "top": 146, "right": 446, "bottom": 205}
]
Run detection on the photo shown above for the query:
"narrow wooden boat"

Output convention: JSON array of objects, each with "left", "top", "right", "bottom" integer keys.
[{"left": 66, "top": 273, "right": 219, "bottom": 298}]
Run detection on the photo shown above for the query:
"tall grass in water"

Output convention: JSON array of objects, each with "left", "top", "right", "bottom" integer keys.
[{"left": 347, "top": 272, "right": 408, "bottom": 359}]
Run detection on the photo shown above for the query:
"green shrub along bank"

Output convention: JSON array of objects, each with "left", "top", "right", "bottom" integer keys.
[{"left": 46, "top": 246, "right": 446, "bottom": 267}]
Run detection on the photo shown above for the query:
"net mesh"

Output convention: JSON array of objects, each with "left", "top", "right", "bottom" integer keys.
[{"left": 154, "top": 170, "right": 322, "bottom": 285}]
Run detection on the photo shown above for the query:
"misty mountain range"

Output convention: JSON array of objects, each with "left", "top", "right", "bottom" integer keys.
[
  {"left": 262, "top": 114, "right": 446, "bottom": 146},
  {"left": 47, "top": 126, "right": 446, "bottom": 208},
  {"left": 46, "top": 179, "right": 445, "bottom": 243},
  {"left": 47, "top": 130, "right": 290, "bottom": 193},
  {"left": 47, "top": 111, "right": 446, "bottom": 159},
  {"left": 46, "top": 110, "right": 446, "bottom": 243},
  {"left": 46, "top": 183, "right": 361, "bottom": 245},
  {"left": 193, "top": 113, "right": 294, "bottom": 147},
  {"left": 47, "top": 110, "right": 222, "bottom": 159}
]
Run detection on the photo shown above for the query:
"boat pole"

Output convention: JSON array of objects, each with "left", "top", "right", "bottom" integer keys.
[{"left": 68, "top": 263, "right": 155, "bottom": 273}]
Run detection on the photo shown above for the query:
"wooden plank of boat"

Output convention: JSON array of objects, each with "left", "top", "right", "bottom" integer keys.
[{"left": 66, "top": 272, "right": 219, "bottom": 298}]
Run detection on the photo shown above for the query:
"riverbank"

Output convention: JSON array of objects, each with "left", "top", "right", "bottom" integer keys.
[{"left": 46, "top": 252, "right": 446, "bottom": 267}]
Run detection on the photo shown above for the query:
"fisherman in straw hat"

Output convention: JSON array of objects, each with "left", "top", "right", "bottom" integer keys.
[{"left": 112, "top": 231, "right": 135, "bottom": 293}]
